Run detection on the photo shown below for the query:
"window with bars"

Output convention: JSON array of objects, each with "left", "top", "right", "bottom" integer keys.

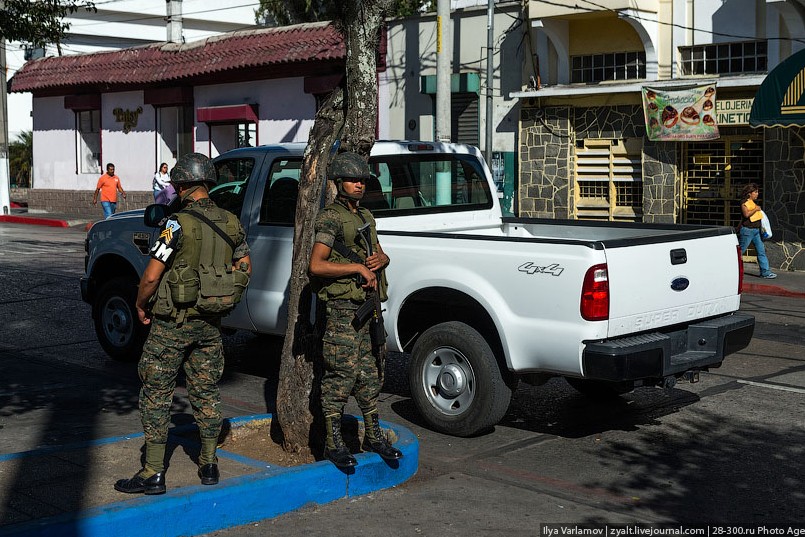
[
  {"left": 679, "top": 41, "right": 767, "bottom": 75},
  {"left": 570, "top": 51, "right": 646, "bottom": 83},
  {"left": 574, "top": 138, "right": 643, "bottom": 222}
]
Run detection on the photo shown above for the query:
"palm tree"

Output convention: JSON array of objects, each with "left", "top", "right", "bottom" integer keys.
[{"left": 9, "top": 131, "right": 32, "bottom": 188}]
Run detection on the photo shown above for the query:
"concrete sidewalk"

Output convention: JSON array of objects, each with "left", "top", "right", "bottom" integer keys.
[
  {"left": 0, "top": 414, "right": 418, "bottom": 537},
  {"left": 0, "top": 208, "right": 96, "bottom": 230}
]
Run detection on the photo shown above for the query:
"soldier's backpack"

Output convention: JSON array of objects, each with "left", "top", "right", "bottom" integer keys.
[{"left": 185, "top": 210, "right": 250, "bottom": 315}]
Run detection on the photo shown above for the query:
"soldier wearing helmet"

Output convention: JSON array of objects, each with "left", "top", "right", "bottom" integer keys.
[
  {"left": 309, "top": 151, "right": 402, "bottom": 468},
  {"left": 115, "top": 153, "right": 251, "bottom": 495}
]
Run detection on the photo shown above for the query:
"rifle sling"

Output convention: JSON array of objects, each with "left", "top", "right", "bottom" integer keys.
[{"left": 332, "top": 240, "right": 364, "bottom": 264}]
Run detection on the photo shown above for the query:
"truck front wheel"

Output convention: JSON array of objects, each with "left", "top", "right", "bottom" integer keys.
[
  {"left": 409, "top": 321, "right": 513, "bottom": 437},
  {"left": 93, "top": 277, "right": 148, "bottom": 362}
]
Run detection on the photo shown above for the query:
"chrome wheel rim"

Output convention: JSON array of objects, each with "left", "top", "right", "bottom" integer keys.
[{"left": 421, "top": 346, "right": 476, "bottom": 416}]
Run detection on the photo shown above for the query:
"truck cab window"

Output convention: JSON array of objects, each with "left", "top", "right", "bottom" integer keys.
[
  {"left": 368, "top": 154, "right": 492, "bottom": 216},
  {"left": 212, "top": 158, "right": 254, "bottom": 217},
  {"left": 260, "top": 158, "right": 302, "bottom": 225}
]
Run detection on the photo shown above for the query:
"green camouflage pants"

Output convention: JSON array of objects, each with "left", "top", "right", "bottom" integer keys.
[
  {"left": 320, "top": 304, "right": 385, "bottom": 417},
  {"left": 138, "top": 317, "right": 224, "bottom": 443}
]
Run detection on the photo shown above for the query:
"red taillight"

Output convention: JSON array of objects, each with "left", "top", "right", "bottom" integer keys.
[
  {"left": 737, "top": 245, "right": 744, "bottom": 294},
  {"left": 581, "top": 263, "right": 609, "bottom": 321}
]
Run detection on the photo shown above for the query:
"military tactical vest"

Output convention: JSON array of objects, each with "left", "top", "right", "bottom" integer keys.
[
  {"left": 152, "top": 200, "right": 249, "bottom": 321},
  {"left": 315, "top": 201, "right": 388, "bottom": 303}
]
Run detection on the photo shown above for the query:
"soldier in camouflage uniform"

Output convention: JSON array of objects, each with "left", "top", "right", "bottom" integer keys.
[
  {"left": 309, "top": 151, "right": 403, "bottom": 468},
  {"left": 114, "top": 153, "right": 251, "bottom": 495}
]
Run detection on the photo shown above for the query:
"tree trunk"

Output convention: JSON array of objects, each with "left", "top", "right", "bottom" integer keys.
[{"left": 275, "top": 1, "right": 394, "bottom": 456}]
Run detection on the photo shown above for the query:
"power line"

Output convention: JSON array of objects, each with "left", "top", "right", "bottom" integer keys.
[
  {"left": 539, "top": 0, "right": 805, "bottom": 44},
  {"left": 65, "top": 1, "right": 261, "bottom": 29}
]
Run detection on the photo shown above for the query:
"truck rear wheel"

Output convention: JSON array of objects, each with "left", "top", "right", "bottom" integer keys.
[
  {"left": 409, "top": 321, "right": 513, "bottom": 437},
  {"left": 93, "top": 277, "right": 148, "bottom": 362},
  {"left": 565, "top": 378, "right": 634, "bottom": 399}
]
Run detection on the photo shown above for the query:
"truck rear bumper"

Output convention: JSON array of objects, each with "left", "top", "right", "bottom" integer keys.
[{"left": 582, "top": 312, "right": 755, "bottom": 382}]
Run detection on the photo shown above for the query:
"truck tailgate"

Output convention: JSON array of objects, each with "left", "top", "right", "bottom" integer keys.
[{"left": 604, "top": 231, "right": 741, "bottom": 338}]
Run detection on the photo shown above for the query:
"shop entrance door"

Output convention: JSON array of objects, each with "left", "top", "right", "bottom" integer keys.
[{"left": 682, "top": 135, "right": 763, "bottom": 226}]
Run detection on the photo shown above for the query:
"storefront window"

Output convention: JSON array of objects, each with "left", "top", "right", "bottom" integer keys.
[
  {"left": 77, "top": 110, "right": 101, "bottom": 174},
  {"left": 157, "top": 105, "right": 193, "bottom": 168},
  {"left": 210, "top": 121, "right": 256, "bottom": 156}
]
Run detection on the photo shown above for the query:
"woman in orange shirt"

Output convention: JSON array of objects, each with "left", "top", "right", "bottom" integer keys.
[{"left": 739, "top": 183, "right": 776, "bottom": 279}]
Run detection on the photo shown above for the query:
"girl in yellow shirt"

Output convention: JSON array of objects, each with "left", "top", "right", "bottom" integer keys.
[{"left": 739, "top": 183, "right": 776, "bottom": 279}]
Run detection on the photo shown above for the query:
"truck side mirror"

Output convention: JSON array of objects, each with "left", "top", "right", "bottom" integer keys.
[{"left": 144, "top": 204, "right": 169, "bottom": 228}]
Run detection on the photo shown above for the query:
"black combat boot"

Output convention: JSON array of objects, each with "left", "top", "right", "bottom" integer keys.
[
  {"left": 324, "top": 414, "right": 357, "bottom": 469},
  {"left": 361, "top": 411, "right": 402, "bottom": 461},
  {"left": 114, "top": 470, "right": 166, "bottom": 495},
  {"left": 198, "top": 436, "right": 220, "bottom": 485}
]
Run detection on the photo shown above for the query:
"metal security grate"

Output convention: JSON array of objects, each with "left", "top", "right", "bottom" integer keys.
[{"left": 682, "top": 136, "right": 763, "bottom": 227}]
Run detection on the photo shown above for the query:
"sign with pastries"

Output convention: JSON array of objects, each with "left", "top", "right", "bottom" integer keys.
[{"left": 642, "top": 84, "right": 719, "bottom": 141}]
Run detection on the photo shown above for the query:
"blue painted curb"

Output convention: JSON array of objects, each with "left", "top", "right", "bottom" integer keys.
[{"left": 0, "top": 414, "right": 418, "bottom": 537}]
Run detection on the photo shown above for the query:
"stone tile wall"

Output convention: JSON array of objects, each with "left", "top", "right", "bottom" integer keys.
[
  {"left": 519, "top": 104, "right": 571, "bottom": 218},
  {"left": 642, "top": 141, "right": 678, "bottom": 224},
  {"left": 764, "top": 128, "right": 805, "bottom": 271}
]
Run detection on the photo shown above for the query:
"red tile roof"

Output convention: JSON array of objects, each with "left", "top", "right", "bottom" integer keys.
[{"left": 10, "top": 22, "right": 346, "bottom": 94}]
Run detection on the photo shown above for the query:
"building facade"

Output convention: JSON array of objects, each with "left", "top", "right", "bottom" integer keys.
[
  {"left": 514, "top": 0, "right": 805, "bottom": 271},
  {"left": 6, "top": 0, "right": 261, "bottom": 143},
  {"left": 10, "top": 22, "right": 367, "bottom": 215}
]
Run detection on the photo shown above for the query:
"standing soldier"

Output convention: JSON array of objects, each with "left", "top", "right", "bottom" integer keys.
[
  {"left": 115, "top": 153, "right": 251, "bottom": 494},
  {"left": 309, "top": 151, "right": 403, "bottom": 468}
]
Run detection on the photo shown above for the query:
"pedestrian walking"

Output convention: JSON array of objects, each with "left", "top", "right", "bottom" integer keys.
[
  {"left": 308, "top": 151, "right": 403, "bottom": 469},
  {"left": 92, "top": 163, "right": 127, "bottom": 218},
  {"left": 738, "top": 182, "right": 777, "bottom": 279},
  {"left": 114, "top": 153, "right": 251, "bottom": 495},
  {"left": 152, "top": 162, "right": 175, "bottom": 203}
]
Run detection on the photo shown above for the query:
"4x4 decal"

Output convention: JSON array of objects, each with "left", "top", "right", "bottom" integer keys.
[{"left": 518, "top": 262, "right": 564, "bottom": 276}]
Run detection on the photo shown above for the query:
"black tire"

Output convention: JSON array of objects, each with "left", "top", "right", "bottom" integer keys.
[
  {"left": 93, "top": 276, "right": 149, "bottom": 362},
  {"left": 409, "top": 321, "right": 513, "bottom": 437},
  {"left": 565, "top": 378, "right": 634, "bottom": 399}
]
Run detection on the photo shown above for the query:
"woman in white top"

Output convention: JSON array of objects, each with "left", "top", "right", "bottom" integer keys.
[{"left": 152, "top": 162, "right": 172, "bottom": 203}]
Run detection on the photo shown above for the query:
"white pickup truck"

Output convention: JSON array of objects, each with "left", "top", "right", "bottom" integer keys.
[{"left": 81, "top": 141, "right": 754, "bottom": 436}]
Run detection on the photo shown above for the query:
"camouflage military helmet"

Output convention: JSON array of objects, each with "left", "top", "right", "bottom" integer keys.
[
  {"left": 328, "top": 151, "right": 371, "bottom": 181},
  {"left": 170, "top": 153, "right": 217, "bottom": 187}
]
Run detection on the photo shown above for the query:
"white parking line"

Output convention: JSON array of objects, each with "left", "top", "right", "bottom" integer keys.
[{"left": 737, "top": 379, "right": 805, "bottom": 394}]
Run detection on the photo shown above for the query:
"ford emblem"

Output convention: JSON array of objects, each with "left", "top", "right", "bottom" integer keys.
[{"left": 671, "top": 277, "right": 690, "bottom": 291}]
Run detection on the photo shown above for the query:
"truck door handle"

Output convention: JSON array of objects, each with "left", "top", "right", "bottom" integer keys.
[{"left": 670, "top": 248, "right": 687, "bottom": 265}]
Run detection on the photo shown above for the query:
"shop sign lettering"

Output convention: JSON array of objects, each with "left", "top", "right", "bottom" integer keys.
[
  {"left": 113, "top": 106, "right": 143, "bottom": 133},
  {"left": 715, "top": 99, "right": 754, "bottom": 126}
]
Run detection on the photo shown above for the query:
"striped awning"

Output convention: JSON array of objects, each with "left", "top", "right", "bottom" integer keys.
[{"left": 749, "top": 48, "right": 805, "bottom": 127}]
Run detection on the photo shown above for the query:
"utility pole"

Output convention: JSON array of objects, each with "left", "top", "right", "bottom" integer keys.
[
  {"left": 485, "top": 0, "right": 494, "bottom": 165},
  {"left": 435, "top": 0, "right": 451, "bottom": 142},
  {"left": 0, "top": 39, "right": 11, "bottom": 215},
  {"left": 166, "top": 0, "right": 183, "bottom": 44}
]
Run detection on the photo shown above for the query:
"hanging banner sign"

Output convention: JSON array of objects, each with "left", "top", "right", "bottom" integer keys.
[{"left": 642, "top": 84, "right": 719, "bottom": 141}]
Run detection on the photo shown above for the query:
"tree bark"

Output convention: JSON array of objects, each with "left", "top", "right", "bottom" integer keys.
[
  {"left": 275, "top": 1, "right": 395, "bottom": 456},
  {"left": 275, "top": 88, "right": 345, "bottom": 455}
]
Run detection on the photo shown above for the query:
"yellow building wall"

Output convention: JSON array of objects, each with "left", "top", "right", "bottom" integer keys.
[{"left": 568, "top": 17, "right": 644, "bottom": 55}]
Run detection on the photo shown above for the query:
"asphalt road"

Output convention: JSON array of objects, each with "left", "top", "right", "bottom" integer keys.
[{"left": 1, "top": 223, "right": 803, "bottom": 535}]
